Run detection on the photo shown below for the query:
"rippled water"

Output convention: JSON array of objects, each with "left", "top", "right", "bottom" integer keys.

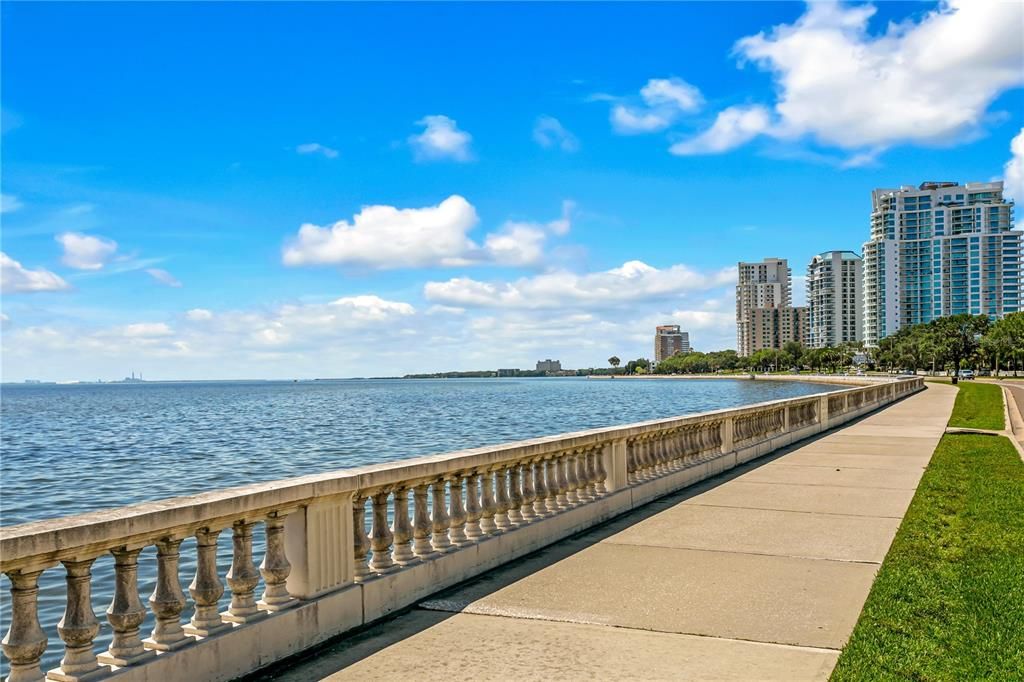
[{"left": 0, "top": 377, "right": 833, "bottom": 673}]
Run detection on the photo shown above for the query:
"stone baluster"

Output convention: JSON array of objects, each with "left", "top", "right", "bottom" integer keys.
[
  {"left": 50, "top": 557, "right": 109, "bottom": 680},
  {"left": 532, "top": 459, "right": 550, "bottom": 517},
  {"left": 431, "top": 480, "right": 454, "bottom": 552},
  {"left": 665, "top": 431, "right": 680, "bottom": 470},
  {"left": 391, "top": 487, "right": 419, "bottom": 564},
  {"left": 564, "top": 452, "right": 581, "bottom": 506},
  {"left": 224, "top": 521, "right": 265, "bottom": 623},
  {"left": 493, "top": 467, "right": 513, "bottom": 531},
  {"left": 184, "top": 528, "right": 229, "bottom": 637},
  {"left": 634, "top": 438, "right": 648, "bottom": 480},
  {"left": 369, "top": 490, "right": 397, "bottom": 574},
  {"left": 646, "top": 437, "right": 659, "bottom": 477},
  {"left": 259, "top": 512, "right": 296, "bottom": 611},
  {"left": 2, "top": 568, "right": 48, "bottom": 682},
  {"left": 595, "top": 447, "right": 608, "bottom": 494},
  {"left": 464, "top": 474, "right": 484, "bottom": 540},
  {"left": 144, "top": 538, "right": 191, "bottom": 651},
  {"left": 412, "top": 484, "right": 438, "bottom": 558},
  {"left": 448, "top": 475, "right": 471, "bottom": 546},
  {"left": 545, "top": 458, "right": 562, "bottom": 513},
  {"left": 479, "top": 471, "right": 500, "bottom": 535},
  {"left": 575, "top": 451, "right": 593, "bottom": 502},
  {"left": 626, "top": 440, "right": 637, "bottom": 484},
  {"left": 507, "top": 465, "right": 525, "bottom": 525},
  {"left": 650, "top": 437, "right": 664, "bottom": 475},
  {"left": 585, "top": 450, "right": 600, "bottom": 498},
  {"left": 352, "top": 496, "right": 373, "bottom": 579},
  {"left": 519, "top": 460, "right": 537, "bottom": 522},
  {"left": 100, "top": 547, "right": 156, "bottom": 669}
]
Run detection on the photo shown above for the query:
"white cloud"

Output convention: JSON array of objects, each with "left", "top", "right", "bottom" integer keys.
[
  {"left": 186, "top": 308, "right": 214, "bottom": 321},
  {"left": 1004, "top": 127, "right": 1024, "bottom": 203},
  {"left": 424, "top": 260, "right": 736, "bottom": 310},
  {"left": 483, "top": 224, "right": 547, "bottom": 267},
  {"left": 409, "top": 115, "right": 473, "bottom": 162},
  {"left": 718, "top": 0, "right": 1024, "bottom": 154},
  {"left": 611, "top": 106, "right": 674, "bottom": 135},
  {"left": 1, "top": 193, "right": 23, "bottom": 214},
  {"left": 146, "top": 268, "right": 182, "bottom": 288},
  {"left": 56, "top": 232, "right": 118, "bottom": 270},
  {"left": 282, "top": 195, "right": 479, "bottom": 269},
  {"left": 609, "top": 77, "right": 704, "bottom": 135},
  {"left": 533, "top": 116, "right": 580, "bottom": 152},
  {"left": 640, "top": 78, "right": 703, "bottom": 112},
  {"left": 670, "top": 105, "right": 772, "bottom": 155},
  {"left": 330, "top": 295, "right": 415, "bottom": 320},
  {"left": 115, "top": 323, "right": 174, "bottom": 338},
  {"left": 296, "top": 142, "right": 339, "bottom": 159},
  {"left": 282, "top": 196, "right": 571, "bottom": 270},
  {"left": 0, "top": 252, "right": 71, "bottom": 293}
]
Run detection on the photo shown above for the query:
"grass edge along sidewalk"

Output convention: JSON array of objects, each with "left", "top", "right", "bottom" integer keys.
[
  {"left": 946, "top": 381, "right": 1005, "bottom": 431},
  {"left": 830, "top": 387, "right": 1024, "bottom": 681}
]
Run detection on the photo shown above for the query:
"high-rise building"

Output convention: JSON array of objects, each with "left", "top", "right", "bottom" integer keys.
[
  {"left": 736, "top": 257, "right": 806, "bottom": 355},
  {"left": 863, "top": 181, "right": 1021, "bottom": 346},
  {"left": 654, "top": 325, "right": 691, "bottom": 362},
  {"left": 536, "top": 359, "right": 562, "bottom": 372},
  {"left": 807, "top": 250, "right": 863, "bottom": 348}
]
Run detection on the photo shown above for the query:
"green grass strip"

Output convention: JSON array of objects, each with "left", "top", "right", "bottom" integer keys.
[
  {"left": 831, "top": 434, "right": 1024, "bottom": 681},
  {"left": 948, "top": 382, "right": 1005, "bottom": 431}
]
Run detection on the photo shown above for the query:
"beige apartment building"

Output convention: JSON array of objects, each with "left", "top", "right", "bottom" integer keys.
[
  {"left": 807, "top": 250, "right": 863, "bottom": 348},
  {"left": 736, "top": 257, "right": 808, "bottom": 355}
]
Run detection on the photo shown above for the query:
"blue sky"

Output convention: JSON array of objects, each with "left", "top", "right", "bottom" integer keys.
[{"left": 2, "top": 1, "right": 1022, "bottom": 380}]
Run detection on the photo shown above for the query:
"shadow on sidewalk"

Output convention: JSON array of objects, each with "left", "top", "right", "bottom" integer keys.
[{"left": 249, "top": 399, "right": 911, "bottom": 681}]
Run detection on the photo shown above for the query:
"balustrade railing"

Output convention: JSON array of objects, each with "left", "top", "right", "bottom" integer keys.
[{"left": 0, "top": 376, "right": 922, "bottom": 682}]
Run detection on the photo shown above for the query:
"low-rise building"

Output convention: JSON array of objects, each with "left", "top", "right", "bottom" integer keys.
[{"left": 536, "top": 359, "right": 562, "bottom": 372}]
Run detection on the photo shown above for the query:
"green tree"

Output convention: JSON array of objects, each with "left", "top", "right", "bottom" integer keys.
[
  {"left": 929, "top": 314, "right": 991, "bottom": 382},
  {"left": 608, "top": 356, "right": 620, "bottom": 370}
]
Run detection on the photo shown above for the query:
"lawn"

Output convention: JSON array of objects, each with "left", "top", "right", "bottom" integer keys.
[
  {"left": 831, "top": 432, "right": 1024, "bottom": 680},
  {"left": 947, "top": 381, "right": 1005, "bottom": 431}
]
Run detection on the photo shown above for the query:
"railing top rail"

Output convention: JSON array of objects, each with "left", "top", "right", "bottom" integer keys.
[{"left": 0, "top": 376, "right": 919, "bottom": 572}]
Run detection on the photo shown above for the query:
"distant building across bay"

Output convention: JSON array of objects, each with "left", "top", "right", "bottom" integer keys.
[
  {"left": 654, "top": 325, "right": 690, "bottom": 362},
  {"left": 536, "top": 359, "right": 562, "bottom": 372}
]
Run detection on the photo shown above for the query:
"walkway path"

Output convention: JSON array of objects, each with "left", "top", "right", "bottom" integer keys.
[
  {"left": 266, "top": 383, "right": 958, "bottom": 682},
  {"left": 995, "top": 381, "right": 1024, "bottom": 456}
]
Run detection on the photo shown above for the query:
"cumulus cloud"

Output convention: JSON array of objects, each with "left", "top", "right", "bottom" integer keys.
[
  {"left": 146, "top": 268, "right": 182, "bottom": 288},
  {"left": 282, "top": 196, "right": 572, "bottom": 270},
  {"left": 424, "top": 260, "right": 736, "bottom": 310},
  {"left": 608, "top": 77, "right": 704, "bottom": 135},
  {"left": 296, "top": 142, "right": 339, "bottom": 159},
  {"left": 114, "top": 323, "right": 175, "bottom": 338},
  {"left": 1, "top": 193, "right": 23, "bottom": 214},
  {"left": 409, "top": 115, "right": 473, "bottom": 162},
  {"left": 56, "top": 232, "right": 118, "bottom": 270},
  {"left": 185, "top": 308, "right": 213, "bottom": 321},
  {"left": 700, "top": 0, "right": 1024, "bottom": 156},
  {"left": 670, "top": 105, "right": 772, "bottom": 155},
  {"left": 1004, "top": 127, "right": 1024, "bottom": 203},
  {"left": 283, "top": 195, "right": 479, "bottom": 269},
  {"left": 533, "top": 116, "right": 580, "bottom": 152},
  {"left": 0, "top": 252, "right": 71, "bottom": 293}
]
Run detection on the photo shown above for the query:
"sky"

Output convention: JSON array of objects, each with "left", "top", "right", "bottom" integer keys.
[{"left": 1, "top": 0, "right": 1023, "bottom": 381}]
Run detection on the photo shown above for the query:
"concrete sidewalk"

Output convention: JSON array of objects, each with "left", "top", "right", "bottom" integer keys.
[{"left": 265, "top": 383, "right": 958, "bottom": 682}]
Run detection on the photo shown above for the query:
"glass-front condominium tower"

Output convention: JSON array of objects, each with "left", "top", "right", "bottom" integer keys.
[
  {"left": 807, "top": 250, "right": 863, "bottom": 348},
  {"left": 863, "top": 181, "right": 1021, "bottom": 347}
]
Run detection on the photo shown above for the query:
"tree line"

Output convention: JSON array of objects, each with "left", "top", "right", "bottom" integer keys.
[{"left": 618, "top": 312, "right": 1024, "bottom": 376}]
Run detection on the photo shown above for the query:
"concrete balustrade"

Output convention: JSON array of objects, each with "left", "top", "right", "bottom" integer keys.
[{"left": 0, "top": 376, "right": 923, "bottom": 682}]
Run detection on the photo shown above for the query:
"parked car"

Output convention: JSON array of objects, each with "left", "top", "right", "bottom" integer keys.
[
  {"left": 899, "top": 369, "right": 916, "bottom": 376},
  {"left": 957, "top": 369, "right": 975, "bottom": 380}
]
